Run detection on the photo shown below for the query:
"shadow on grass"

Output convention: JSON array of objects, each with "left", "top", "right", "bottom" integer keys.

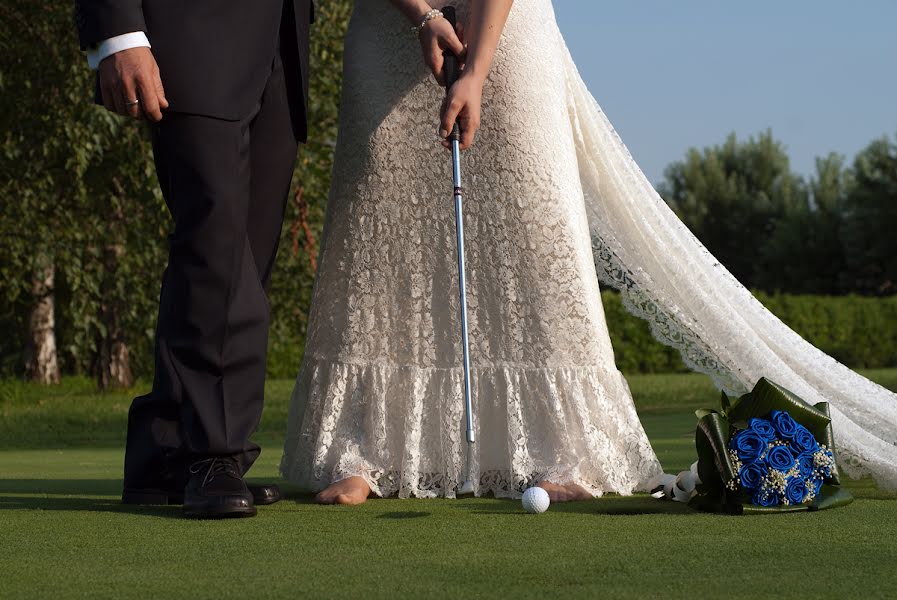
[
  {"left": 459, "top": 485, "right": 893, "bottom": 517},
  {"left": 0, "top": 478, "right": 323, "bottom": 518},
  {"left": 0, "top": 495, "right": 181, "bottom": 519},
  {"left": 377, "top": 511, "right": 432, "bottom": 519},
  {"left": 0, "top": 479, "right": 172, "bottom": 519},
  {"left": 453, "top": 494, "right": 696, "bottom": 516},
  {"left": 0, "top": 478, "right": 122, "bottom": 496},
  {"left": 281, "top": 488, "right": 321, "bottom": 504}
]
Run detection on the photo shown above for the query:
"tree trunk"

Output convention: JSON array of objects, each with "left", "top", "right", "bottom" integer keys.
[
  {"left": 26, "top": 255, "right": 60, "bottom": 384},
  {"left": 290, "top": 185, "right": 318, "bottom": 272},
  {"left": 96, "top": 326, "right": 133, "bottom": 390},
  {"left": 96, "top": 201, "right": 133, "bottom": 390}
]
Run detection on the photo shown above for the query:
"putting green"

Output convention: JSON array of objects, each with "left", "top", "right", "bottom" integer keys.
[{"left": 1, "top": 373, "right": 895, "bottom": 599}]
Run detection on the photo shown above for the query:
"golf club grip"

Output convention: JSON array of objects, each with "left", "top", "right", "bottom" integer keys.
[{"left": 441, "top": 5, "right": 461, "bottom": 142}]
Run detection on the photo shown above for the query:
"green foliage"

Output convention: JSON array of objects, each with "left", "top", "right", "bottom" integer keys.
[
  {"left": 754, "top": 292, "right": 897, "bottom": 369},
  {"left": 756, "top": 153, "right": 850, "bottom": 294},
  {"left": 0, "top": 0, "right": 167, "bottom": 383},
  {"left": 841, "top": 134, "right": 897, "bottom": 295},
  {"left": 659, "top": 131, "right": 807, "bottom": 288},
  {"left": 660, "top": 131, "right": 897, "bottom": 296}
]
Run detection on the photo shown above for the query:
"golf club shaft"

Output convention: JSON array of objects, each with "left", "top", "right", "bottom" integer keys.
[
  {"left": 451, "top": 142, "right": 474, "bottom": 446},
  {"left": 442, "top": 6, "right": 477, "bottom": 482}
]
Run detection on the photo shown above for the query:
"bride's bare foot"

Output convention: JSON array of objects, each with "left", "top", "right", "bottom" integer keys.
[
  {"left": 537, "top": 481, "right": 593, "bottom": 503},
  {"left": 315, "top": 476, "right": 372, "bottom": 505}
]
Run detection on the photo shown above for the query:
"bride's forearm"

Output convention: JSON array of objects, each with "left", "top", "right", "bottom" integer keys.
[
  {"left": 463, "top": 0, "right": 514, "bottom": 82},
  {"left": 390, "top": 0, "right": 433, "bottom": 25}
]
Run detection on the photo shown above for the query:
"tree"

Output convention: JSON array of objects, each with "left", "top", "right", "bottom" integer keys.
[
  {"left": 756, "top": 153, "right": 850, "bottom": 294},
  {"left": 841, "top": 134, "right": 897, "bottom": 295},
  {"left": 659, "top": 131, "right": 807, "bottom": 291},
  {"left": 0, "top": 0, "right": 166, "bottom": 387},
  {"left": 1, "top": 1, "right": 87, "bottom": 383}
]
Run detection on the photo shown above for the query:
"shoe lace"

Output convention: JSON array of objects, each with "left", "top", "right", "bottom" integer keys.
[{"left": 189, "top": 457, "right": 242, "bottom": 489}]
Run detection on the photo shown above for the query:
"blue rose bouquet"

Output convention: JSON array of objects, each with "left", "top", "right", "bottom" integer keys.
[
  {"left": 689, "top": 378, "right": 853, "bottom": 514},
  {"left": 727, "top": 411, "right": 835, "bottom": 507}
]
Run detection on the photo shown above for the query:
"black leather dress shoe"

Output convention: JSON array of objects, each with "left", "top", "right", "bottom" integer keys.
[
  {"left": 183, "top": 456, "right": 256, "bottom": 519},
  {"left": 250, "top": 483, "right": 282, "bottom": 505},
  {"left": 122, "top": 482, "right": 281, "bottom": 506}
]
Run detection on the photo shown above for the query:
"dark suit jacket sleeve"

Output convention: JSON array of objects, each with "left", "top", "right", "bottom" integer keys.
[{"left": 75, "top": 0, "right": 147, "bottom": 50}]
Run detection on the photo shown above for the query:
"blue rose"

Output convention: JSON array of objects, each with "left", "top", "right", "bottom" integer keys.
[
  {"left": 796, "top": 452, "right": 815, "bottom": 478},
  {"left": 790, "top": 425, "right": 819, "bottom": 454},
  {"left": 738, "top": 461, "right": 769, "bottom": 491},
  {"left": 751, "top": 490, "right": 780, "bottom": 507},
  {"left": 730, "top": 429, "right": 766, "bottom": 461},
  {"left": 738, "top": 462, "right": 768, "bottom": 490},
  {"left": 749, "top": 418, "right": 776, "bottom": 442},
  {"left": 785, "top": 477, "right": 808, "bottom": 505},
  {"left": 766, "top": 445, "right": 796, "bottom": 472},
  {"left": 771, "top": 410, "right": 799, "bottom": 439}
]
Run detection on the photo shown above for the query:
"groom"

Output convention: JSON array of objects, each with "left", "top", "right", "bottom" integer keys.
[{"left": 75, "top": 0, "right": 314, "bottom": 518}]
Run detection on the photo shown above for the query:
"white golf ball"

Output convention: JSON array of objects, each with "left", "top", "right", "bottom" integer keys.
[{"left": 521, "top": 486, "right": 550, "bottom": 514}]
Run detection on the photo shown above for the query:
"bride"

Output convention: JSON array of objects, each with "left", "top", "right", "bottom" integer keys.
[{"left": 280, "top": 0, "right": 897, "bottom": 504}]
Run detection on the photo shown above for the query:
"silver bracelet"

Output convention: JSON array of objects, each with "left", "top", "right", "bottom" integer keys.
[{"left": 411, "top": 9, "right": 443, "bottom": 35}]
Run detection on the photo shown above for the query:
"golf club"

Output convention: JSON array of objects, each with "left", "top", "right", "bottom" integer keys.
[{"left": 441, "top": 5, "right": 476, "bottom": 498}]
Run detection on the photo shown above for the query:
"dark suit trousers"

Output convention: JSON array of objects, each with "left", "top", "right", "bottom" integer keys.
[{"left": 123, "top": 48, "right": 298, "bottom": 491}]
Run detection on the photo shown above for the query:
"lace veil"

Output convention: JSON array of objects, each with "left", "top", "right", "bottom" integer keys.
[{"left": 561, "top": 43, "right": 897, "bottom": 490}]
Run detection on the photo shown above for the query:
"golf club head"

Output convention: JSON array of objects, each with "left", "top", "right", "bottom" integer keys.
[{"left": 457, "top": 480, "right": 476, "bottom": 497}]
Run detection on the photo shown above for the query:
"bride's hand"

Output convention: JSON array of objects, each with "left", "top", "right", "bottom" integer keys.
[
  {"left": 419, "top": 17, "right": 466, "bottom": 86},
  {"left": 440, "top": 72, "right": 483, "bottom": 151}
]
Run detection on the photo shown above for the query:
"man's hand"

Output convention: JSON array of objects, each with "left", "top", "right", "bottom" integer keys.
[
  {"left": 98, "top": 47, "right": 168, "bottom": 122},
  {"left": 440, "top": 72, "right": 483, "bottom": 151}
]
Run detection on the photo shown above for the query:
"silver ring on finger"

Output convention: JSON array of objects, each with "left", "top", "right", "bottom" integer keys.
[{"left": 124, "top": 98, "right": 140, "bottom": 107}]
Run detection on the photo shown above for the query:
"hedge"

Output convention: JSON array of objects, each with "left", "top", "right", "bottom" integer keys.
[
  {"left": 751, "top": 292, "right": 897, "bottom": 370},
  {"left": 603, "top": 290, "right": 897, "bottom": 374}
]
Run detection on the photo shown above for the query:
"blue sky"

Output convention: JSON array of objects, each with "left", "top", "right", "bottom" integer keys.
[{"left": 553, "top": 0, "right": 897, "bottom": 186}]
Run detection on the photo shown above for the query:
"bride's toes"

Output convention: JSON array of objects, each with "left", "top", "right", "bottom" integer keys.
[
  {"left": 536, "top": 482, "right": 567, "bottom": 503},
  {"left": 335, "top": 493, "right": 363, "bottom": 505},
  {"left": 566, "top": 483, "right": 593, "bottom": 502},
  {"left": 314, "top": 489, "right": 336, "bottom": 504},
  {"left": 315, "top": 476, "right": 372, "bottom": 505},
  {"left": 537, "top": 481, "right": 592, "bottom": 503}
]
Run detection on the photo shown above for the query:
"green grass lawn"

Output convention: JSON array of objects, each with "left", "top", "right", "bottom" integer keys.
[{"left": 2, "top": 371, "right": 896, "bottom": 599}]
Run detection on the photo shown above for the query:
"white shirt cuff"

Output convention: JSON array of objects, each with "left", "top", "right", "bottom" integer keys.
[{"left": 86, "top": 32, "right": 151, "bottom": 70}]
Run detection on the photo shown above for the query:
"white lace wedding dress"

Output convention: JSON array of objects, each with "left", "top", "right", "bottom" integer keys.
[{"left": 280, "top": 0, "right": 897, "bottom": 498}]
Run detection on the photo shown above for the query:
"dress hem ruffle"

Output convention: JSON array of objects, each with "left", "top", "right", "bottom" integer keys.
[{"left": 280, "top": 354, "right": 664, "bottom": 500}]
